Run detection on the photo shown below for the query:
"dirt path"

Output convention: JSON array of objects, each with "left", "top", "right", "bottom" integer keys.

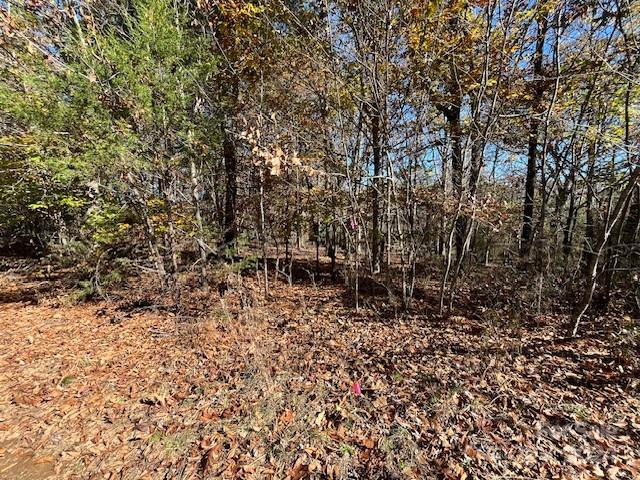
[{"left": 0, "top": 439, "right": 54, "bottom": 480}]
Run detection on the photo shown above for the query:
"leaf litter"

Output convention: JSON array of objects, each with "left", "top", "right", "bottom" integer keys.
[{"left": 0, "top": 268, "right": 639, "bottom": 479}]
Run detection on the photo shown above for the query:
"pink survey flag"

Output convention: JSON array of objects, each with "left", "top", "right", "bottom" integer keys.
[{"left": 352, "top": 382, "right": 362, "bottom": 395}]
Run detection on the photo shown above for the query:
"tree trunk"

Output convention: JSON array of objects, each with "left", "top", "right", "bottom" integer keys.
[
  {"left": 222, "top": 118, "right": 237, "bottom": 248},
  {"left": 573, "top": 166, "right": 640, "bottom": 336},
  {"left": 581, "top": 144, "right": 597, "bottom": 275},
  {"left": 562, "top": 183, "right": 577, "bottom": 257},
  {"left": 128, "top": 179, "right": 166, "bottom": 286},
  {"left": 437, "top": 97, "right": 464, "bottom": 262},
  {"left": 520, "top": 14, "right": 548, "bottom": 257},
  {"left": 371, "top": 106, "right": 382, "bottom": 273},
  {"left": 190, "top": 158, "right": 208, "bottom": 289},
  {"left": 259, "top": 171, "right": 269, "bottom": 298}
]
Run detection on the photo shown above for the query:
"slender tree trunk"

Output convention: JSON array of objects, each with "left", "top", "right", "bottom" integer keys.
[
  {"left": 295, "top": 170, "right": 302, "bottom": 249},
  {"left": 328, "top": 222, "right": 337, "bottom": 281},
  {"left": 223, "top": 120, "right": 237, "bottom": 248},
  {"left": 128, "top": 179, "right": 166, "bottom": 286},
  {"left": 371, "top": 106, "right": 382, "bottom": 273},
  {"left": 440, "top": 101, "right": 464, "bottom": 261},
  {"left": 190, "top": 158, "right": 208, "bottom": 289},
  {"left": 521, "top": 15, "right": 548, "bottom": 257},
  {"left": 521, "top": 116, "right": 540, "bottom": 256},
  {"left": 581, "top": 144, "right": 597, "bottom": 275},
  {"left": 259, "top": 171, "right": 269, "bottom": 298},
  {"left": 573, "top": 166, "right": 640, "bottom": 336},
  {"left": 469, "top": 139, "right": 482, "bottom": 201},
  {"left": 222, "top": 79, "right": 239, "bottom": 250},
  {"left": 603, "top": 185, "right": 634, "bottom": 307},
  {"left": 562, "top": 182, "right": 577, "bottom": 257}
]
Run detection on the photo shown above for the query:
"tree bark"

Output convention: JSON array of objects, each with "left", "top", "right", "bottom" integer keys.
[
  {"left": 222, "top": 117, "right": 237, "bottom": 248},
  {"left": 371, "top": 106, "right": 383, "bottom": 273},
  {"left": 520, "top": 14, "right": 548, "bottom": 257},
  {"left": 440, "top": 101, "right": 464, "bottom": 261},
  {"left": 581, "top": 143, "right": 597, "bottom": 275},
  {"left": 190, "top": 158, "right": 208, "bottom": 289}
]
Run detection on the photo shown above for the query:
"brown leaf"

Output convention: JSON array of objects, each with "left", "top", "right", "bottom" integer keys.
[
  {"left": 362, "top": 436, "right": 376, "bottom": 449},
  {"left": 280, "top": 408, "right": 294, "bottom": 424}
]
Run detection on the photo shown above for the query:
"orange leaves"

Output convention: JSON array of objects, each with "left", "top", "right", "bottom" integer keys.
[
  {"left": 200, "top": 406, "right": 220, "bottom": 421},
  {"left": 361, "top": 435, "right": 377, "bottom": 449},
  {"left": 200, "top": 436, "right": 224, "bottom": 475},
  {"left": 279, "top": 407, "right": 294, "bottom": 424}
]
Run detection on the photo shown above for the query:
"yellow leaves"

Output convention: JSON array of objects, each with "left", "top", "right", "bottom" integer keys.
[
  {"left": 515, "top": 9, "right": 536, "bottom": 22},
  {"left": 409, "top": 0, "right": 440, "bottom": 19},
  {"left": 467, "top": 23, "right": 483, "bottom": 43},
  {"left": 407, "top": 24, "right": 430, "bottom": 54},
  {"left": 239, "top": 2, "right": 266, "bottom": 17},
  {"left": 538, "top": 0, "right": 561, "bottom": 16},
  {"left": 252, "top": 143, "right": 283, "bottom": 175},
  {"left": 314, "top": 409, "right": 326, "bottom": 427},
  {"left": 218, "top": 1, "right": 267, "bottom": 20}
]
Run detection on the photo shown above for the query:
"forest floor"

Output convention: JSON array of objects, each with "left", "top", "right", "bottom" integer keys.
[{"left": 0, "top": 256, "right": 639, "bottom": 480}]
